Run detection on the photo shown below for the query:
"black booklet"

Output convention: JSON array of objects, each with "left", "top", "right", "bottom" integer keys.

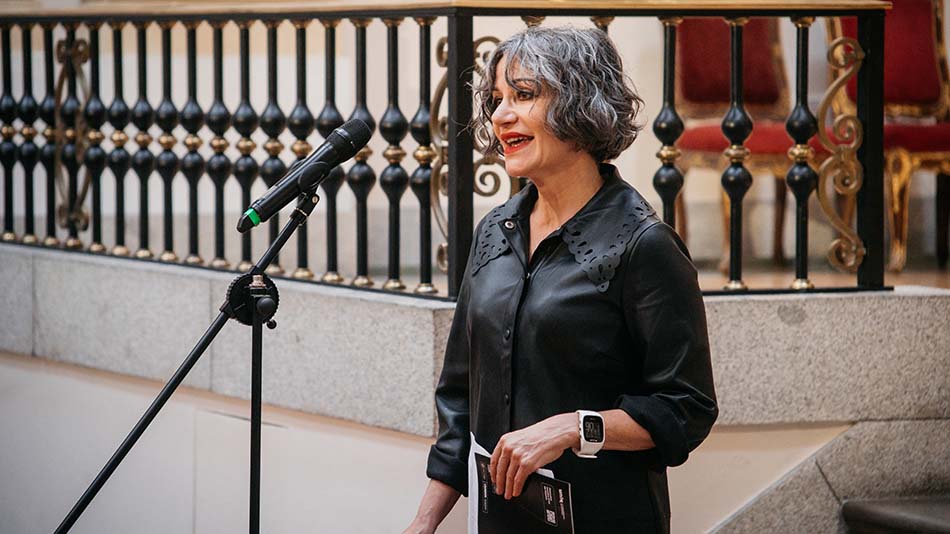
[{"left": 474, "top": 453, "right": 574, "bottom": 534}]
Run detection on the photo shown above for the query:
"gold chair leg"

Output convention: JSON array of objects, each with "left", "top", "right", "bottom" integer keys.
[{"left": 883, "top": 148, "right": 916, "bottom": 272}]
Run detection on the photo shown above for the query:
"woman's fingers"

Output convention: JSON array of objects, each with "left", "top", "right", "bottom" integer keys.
[
  {"left": 511, "top": 463, "right": 532, "bottom": 498},
  {"left": 491, "top": 445, "right": 510, "bottom": 495},
  {"left": 504, "top": 450, "right": 521, "bottom": 500}
]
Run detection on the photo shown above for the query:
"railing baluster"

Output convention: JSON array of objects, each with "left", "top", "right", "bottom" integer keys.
[
  {"left": 39, "top": 23, "right": 57, "bottom": 247},
  {"left": 590, "top": 16, "right": 614, "bottom": 32},
  {"left": 410, "top": 16, "right": 436, "bottom": 295},
  {"left": 653, "top": 17, "right": 684, "bottom": 228},
  {"left": 85, "top": 22, "right": 108, "bottom": 253},
  {"left": 233, "top": 20, "right": 259, "bottom": 273},
  {"left": 131, "top": 21, "right": 154, "bottom": 259},
  {"left": 720, "top": 17, "right": 753, "bottom": 291},
  {"left": 786, "top": 17, "right": 819, "bottom": 290},
  {"left": 260, "top": 19, "right": 287, "bottom": 277},
  {"left": 856, "top": 12, "right": 885, "bottom": 289},
  {"left": 1, "top": 24, "right": 17, "bottom": 243},
  {"left": 206, "top": 20, "right": 231, "bottom": 270},
  {"left": 316, "top": 18, "right": 345, "bottom": 284},
  {"left": 379, "top": 17, "right": 409, "bottom": 291},
  {"left": 346, "top": 17, "right": 376, "bottom": 287},
  {"left": 181, "top": 21, "right": 204, "bottom": 266},
  {"left": 18, "top": 23, "right": 39, "bottom": 245},
  {"left": 61, "top": 23, "right": 81, "bottom": 249},
  {"left": 446, "top": 14, "right": 474, "bottom": 299},
  {"left": 156, "top": 21, "right": 179, "bottom": 262},
  {"left": 289, "top": 18, "right": 315, "bottom": 280},
  {"left": 108, "top": 21, "right": 131, "bottom": 257}
]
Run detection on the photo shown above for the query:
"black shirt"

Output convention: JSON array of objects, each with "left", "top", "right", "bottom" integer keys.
[{"left": 427, "top": 164, "right": 718, "bottom": 533}]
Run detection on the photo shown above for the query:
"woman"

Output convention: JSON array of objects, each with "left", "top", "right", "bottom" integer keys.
[{"left": 404, "top": 26, "right": 717, "bottom": 534}]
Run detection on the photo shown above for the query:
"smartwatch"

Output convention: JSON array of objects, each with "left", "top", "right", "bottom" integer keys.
[{"left": 572, "top": 410, "right": 605, "bottom": 458}]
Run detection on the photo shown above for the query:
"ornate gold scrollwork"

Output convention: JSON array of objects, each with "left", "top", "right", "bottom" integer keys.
[
  {"left": 52, "top": 32, "right": 92, "bottom": 236},
  {"left": 429, "top": 35, "right": 523, "bottom": 273},
  {"left": 815, "top": 36, "right": 866, "bottom": 273}
]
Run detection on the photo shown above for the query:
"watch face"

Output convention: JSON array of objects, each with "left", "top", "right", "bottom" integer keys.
[{"left": 582, "top": 415, "right": 604, "bottom": 443}]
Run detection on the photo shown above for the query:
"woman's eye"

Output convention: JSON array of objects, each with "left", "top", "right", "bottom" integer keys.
[
  {"left": 516, "top": 91, "right": 535, "bottom": 101},
  {"left": 491, "top": 97, "right": 502, "bottom": 109}
]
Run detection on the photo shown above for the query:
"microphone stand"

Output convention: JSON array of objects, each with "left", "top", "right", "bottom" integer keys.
[{"left": 54, "top": 190, "right": 323, "bottom": 534}]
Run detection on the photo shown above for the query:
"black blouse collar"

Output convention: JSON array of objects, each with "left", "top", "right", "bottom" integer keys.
[{"left": 471, "top": 163, "right": 658, "bottom": 292}]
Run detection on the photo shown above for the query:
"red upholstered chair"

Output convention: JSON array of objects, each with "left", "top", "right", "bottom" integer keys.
[
  {"left": 829, "top": 0, "right": 950, "bottom": 271},
  {"left": 675, "top": 18, "right": 807, "bottom": 270}
]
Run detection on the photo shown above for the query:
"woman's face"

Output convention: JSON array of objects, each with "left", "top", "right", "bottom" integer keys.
[{"left": 490, "top": 57, "right": 578, "bottom": 179}]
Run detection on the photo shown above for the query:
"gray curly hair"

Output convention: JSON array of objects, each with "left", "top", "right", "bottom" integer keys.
[{"left": 473, "top": 26, "right": 644, "bottom": 163}]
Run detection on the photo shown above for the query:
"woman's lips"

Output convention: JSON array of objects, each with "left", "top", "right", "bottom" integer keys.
[{"left": 503, "top": 137, "right": 533, "bottom": 156}]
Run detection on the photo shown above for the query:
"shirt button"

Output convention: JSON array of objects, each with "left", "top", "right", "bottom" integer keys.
[
  {"left": 504, "top": 394, "right": 510, "bottom": 405},
  {"left": 504, "top": 220, "right": 515, "bottom": 229},
  {"left": 524, "top": 273, "right": 531, "bottom": 282},
  {"left": 504, "top": 328, "right": 511, "bottom": 340}
]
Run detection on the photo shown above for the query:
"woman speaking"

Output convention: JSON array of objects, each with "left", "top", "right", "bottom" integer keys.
[{"left": 404, "top": 26, "right": 717, "bottom": 534}]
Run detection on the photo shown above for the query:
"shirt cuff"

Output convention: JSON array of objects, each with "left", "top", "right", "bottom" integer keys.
[
  {"left": 426, "top": 445, "right": 469, "bottom": 496},
  {"left": 615, "top": 394, "right": 690, "bottom": 467}
]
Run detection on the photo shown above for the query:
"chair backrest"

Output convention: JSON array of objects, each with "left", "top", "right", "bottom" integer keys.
[
  {"left": 828, "top": 0, "right": 950, "bottom": 119},
  {"left": 676, "top": 18, "right": 789, "bottom": 122}
]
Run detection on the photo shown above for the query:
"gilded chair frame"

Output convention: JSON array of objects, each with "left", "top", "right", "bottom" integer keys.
[{"left": 826, "top": 0, "right": 950, "bottom": 271}]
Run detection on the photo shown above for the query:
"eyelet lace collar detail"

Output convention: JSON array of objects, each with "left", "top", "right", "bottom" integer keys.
[{"left": 561, "top": 186, "right": 656, "bottom": 293}]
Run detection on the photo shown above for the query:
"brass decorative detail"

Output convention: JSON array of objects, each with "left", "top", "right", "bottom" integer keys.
[
  {"left": 291, "top": 19, "right": 311, "bottom": 29},
  {"left": 350, "top": 18, "right": 372, "bottom": 28},
  {"left": 135, "top": 132, "right": 152, "bottom": 147},
  {"left": 0, "top": 125, "right": 15, "bottom": 140},
  {"left": 656, "top": 145, "right": 681, "bottom": 165},
  {"left": 815, "top": 36, "right": 866, "bottom": 273},
  {"left": 292, "top": 140, "right": 312, "bottom": 158},
  {"left": 383, "top": 278, "right": 406, "bottom": 291},
  {"left": 414, "top": 282, "right": 438, "bottom": 295},
  {"left": 182, "top": 20, "right": 201, "bottom": 30},
  {"left": 184, "top": 134, "right": 202, "bottom": 151},
  {"left": 265, "top": 264, "right": 285, "bottom": 276},
  {"left": 320, "top": 18, "right": 341, "bottom": 29},
  {"left": 237, "top": 137, "right": 256, "bottom": 155},
  {"left": 21, "top": 126, "right": 37, "bottom": 141},
  {"left": 65, "top": 237, "right": 83, "bottom": 249},
  {"left": 211, "top": 136, "right": 229, "bottom": 153},
  {"left": 263, "top": 19, "right": 281, "bottom": 29},
  {"left": 384, "top": 145, "right": 406, "bottom": 164},
  {"left": 109, "top": 21, "right": 126, "bottom": 30},
  {"left": 112, "top": 244, "right": 130, "bottom": 257},
  {"left": 22, "top": 234, "right": 38, "bottom": 245},
  {"left": 723, "top": 144, "right": 750, "bottom": 163},
  {"left": 132, "top": 21, "right": 152, "bottom": 30},
  {"left": 725, "top": 17, "right": 750, "bottom": 26},
  {"left": 89, "top": 242, "right": 106, "bottom": 254},
  {"left": 43, "top": 235, "right": 60, "bottom": 247},
  {"left": 414, "top": 16, "right": 437, "bottom": 26},
  {"left": 383, "top": 17, "right": 404, "bottom": 27},
  {"left": 236, "top": 20, "right": 255, "bottom": 30},
  {"left": 591, "top": 16, "right": 615, "bottom": 30},
  {"left": 43, "top": 127, "right": 54, "bottom": 140},
  {"left": 158, "top": 133, "right": 175, "bottom": 150},
  {"left": 883, "top": 148, "right": 914, "bottom": 271},
  {"left": 64, "top": 128, "right": 77, "bottom": 142},
  {"left": 355, "top": 145, "right": 372, "bottom": 161},
  {"left": 352, "top": 274, "right": 374, "bottom": 287},
  {"left": 292, "top": 267, "right": 314, "bottom": 280},
  {"left": 659, "top": 16, "right": 683, "bottom": 26},
  {"left": 135, "top": 248, "right": 154, "bottom": 259},
  {"left": 436, "top": 243, "right": 449, "bottom": 273},
  {"left": 208, "top": 20, "right": 227, "bottom": 30},
  {"left": 87, "top": 130, "right": 105, "bottom": 145},
  {"left": 264, "top": 139, "right": 284, "bottom": 157},
  {"left": 237, "top": 260, "right": 254, "bottom": 272},
  {"left": 414, "top": 145, "right": 435, "bottom": 165},
  {"left": 185, "top": 254, "right": 204, "bottom": 266},
  {"left": 791, "top": 277, "right": 814, "bottom": 290},
  {"left": 723, "top": 279, "right": 748, "bottom": 291},
  {"left": 210, "top": 257, "right": 231, "bottom": 270},
  {"left": 321, "top": 271, "right": 344, "bottom": 284},
  {"left": 111, "top": 131, "right": 128, "bottom": 147},
  {"left": 1, "top": 232, "right": 17, "bottom": 243},
  {"left": 159, "top": 250, "right": 178, "bottom": 262},
  {"left": 792, "top": 16, "right": 815, "bottom": 28},
  {"left": 158, "top": 20, "right": 176, "bottom": 30},
  {"left": 521, "top": 16, "right": 545, "bottom": 27},
  {"left": 787, "top": 144, "right": 814, "bottom": 163}
]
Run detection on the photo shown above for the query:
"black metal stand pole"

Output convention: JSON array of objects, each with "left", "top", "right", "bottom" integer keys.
[{"left": 55, "top": 191, "right": 321, "bottom": 534}]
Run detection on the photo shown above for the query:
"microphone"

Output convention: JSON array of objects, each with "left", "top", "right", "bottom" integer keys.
[{"left": 237, "top": 119, "right": 372, "bottom": 233}]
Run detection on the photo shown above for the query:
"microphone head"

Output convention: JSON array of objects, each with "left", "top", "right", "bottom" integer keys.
[{"left": 331, "top": 119, "right": 373, "bottom": 159}]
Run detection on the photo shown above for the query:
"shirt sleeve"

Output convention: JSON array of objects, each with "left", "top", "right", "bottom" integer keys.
[
  {"left": 425, "top": 239, "right": 475, "bottom": 496},
  {"left": 616, "top": 221, "right": 718, "bottom": 467}
]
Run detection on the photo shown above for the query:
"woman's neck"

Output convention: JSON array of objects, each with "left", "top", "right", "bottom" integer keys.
[{"left": 529, "top": 157, "right": 603, "bottom": 228}]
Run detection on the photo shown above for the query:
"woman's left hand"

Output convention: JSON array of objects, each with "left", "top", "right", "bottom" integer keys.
[{"left": 489, "top": 413, "right": 577, "bottom": 500}]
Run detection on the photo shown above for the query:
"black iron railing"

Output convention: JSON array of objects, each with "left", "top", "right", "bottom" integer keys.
[{"left": 0, "top": 1, "right": 890, "bottom": 298}]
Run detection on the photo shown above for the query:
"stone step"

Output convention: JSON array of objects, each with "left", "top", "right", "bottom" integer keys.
[{"left": 843, "top": 497, "right": 950, "bottom": 533}]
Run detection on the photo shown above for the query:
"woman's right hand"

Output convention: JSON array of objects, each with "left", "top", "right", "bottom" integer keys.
[{"left": 403, "top": 479, "right": 461, "bottom": 534}]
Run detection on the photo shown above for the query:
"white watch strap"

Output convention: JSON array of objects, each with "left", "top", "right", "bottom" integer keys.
[{"left": 573, "top": 410, "right": 604, "bottom": 458}]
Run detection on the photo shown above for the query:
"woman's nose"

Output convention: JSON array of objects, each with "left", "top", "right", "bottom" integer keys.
[{"left": 491, "top": 98, "right": 515, "bottom": 127}]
